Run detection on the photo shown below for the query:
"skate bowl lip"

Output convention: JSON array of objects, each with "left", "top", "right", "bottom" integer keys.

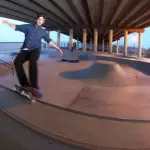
[
  {"left": 2, "top": 105, "right": 150, "bottom": 150},
  {"left": 1, "top": 84, "right": 149, "bottom": 123}
]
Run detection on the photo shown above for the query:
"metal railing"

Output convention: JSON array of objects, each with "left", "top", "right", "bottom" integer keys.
[{"left": 0, "top": 59, "right": 14, "bottom": 76}]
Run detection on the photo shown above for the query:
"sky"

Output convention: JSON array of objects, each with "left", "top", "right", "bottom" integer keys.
[{"left": 0, "top": 16, "right": 150, "bottom": 49}]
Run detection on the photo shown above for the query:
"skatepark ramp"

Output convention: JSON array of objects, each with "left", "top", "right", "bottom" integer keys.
[
  {"left": 1, "top": 85, "right": 150, "bottom": 149},
  {"left": 0, "top": 85, "right": 86, "bottom": 150},
  {"left": 59, "top": 60, "right": 137, "bottom": 87}
]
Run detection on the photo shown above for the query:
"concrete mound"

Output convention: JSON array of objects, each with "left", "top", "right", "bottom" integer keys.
[
  {"left": 60, "top": 60, "right": 136, "bottom": 86},
  {"left": 95, "top": 54, "right": 150, "bottom": 75}
]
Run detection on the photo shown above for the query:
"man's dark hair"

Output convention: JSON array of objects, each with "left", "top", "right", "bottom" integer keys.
[{"left": 37, "top": 13, "right": 46, "bottom": 19}]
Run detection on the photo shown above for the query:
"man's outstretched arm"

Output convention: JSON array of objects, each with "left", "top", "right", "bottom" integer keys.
[
  {"left": 49, "top": 41, "right": 64, "bottom": 56},
  {"left": 43, "top": 30, "right": 64, "bottom": 56},
  {"left": 2, "top": 20, "right": 28, "bottom": 33},
  {"left": 2, "top": 20, "right": 16, "bottom": 30}
]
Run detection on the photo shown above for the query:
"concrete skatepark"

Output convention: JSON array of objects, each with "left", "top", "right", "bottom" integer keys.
[
  {"left": 1, "top": 0, "right": 150, "bottom": 149},
  {"left": 1, "top": 50, "right": 150, "bottom": 149}
]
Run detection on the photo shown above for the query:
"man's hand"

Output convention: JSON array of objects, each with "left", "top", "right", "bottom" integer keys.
[
  {"left": 1, "top": 20, "right": 16, "bottom": 30},
  {"left": 49, "top": 41, "right": 64, "bottom": 56},
  {"left": 59, "top": 49, "right": 64, "bottom": 56},
  {"left": 2, "top": 20, "right": 8, "bottom": 24}
]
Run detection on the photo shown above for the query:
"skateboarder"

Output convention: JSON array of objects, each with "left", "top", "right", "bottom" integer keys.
[{"left": 2, "top": 13, "right": 64, "bottom": 90}]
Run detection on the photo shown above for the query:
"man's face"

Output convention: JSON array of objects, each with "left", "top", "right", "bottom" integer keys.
[{"left": 36, "top": 17, "right": 45, "bottom": 27}]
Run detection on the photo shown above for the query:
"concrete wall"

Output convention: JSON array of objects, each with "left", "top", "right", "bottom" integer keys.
[
  {"left": 0, "top": 42, "right": 48, "bottom": 53},
  {"left": 0, "top": 42, "right": 23, "bottom": 52}
]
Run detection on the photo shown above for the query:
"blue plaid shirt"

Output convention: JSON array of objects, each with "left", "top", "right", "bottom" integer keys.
[{"left": 15, "top": 23, "right": 52, "bottom": 50}]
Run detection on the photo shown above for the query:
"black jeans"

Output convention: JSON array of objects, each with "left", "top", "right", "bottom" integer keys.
[{"left": 14, "top": 49, "right": 40, "bottom": 89}]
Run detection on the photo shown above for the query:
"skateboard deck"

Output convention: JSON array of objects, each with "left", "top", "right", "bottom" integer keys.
[{"left": 14, "top": 84, "right": 42, "bottom": 102}]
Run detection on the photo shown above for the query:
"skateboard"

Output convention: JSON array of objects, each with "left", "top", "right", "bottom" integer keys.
[{"left": 14, "top": 84, "right": 42, "bottom": 102}]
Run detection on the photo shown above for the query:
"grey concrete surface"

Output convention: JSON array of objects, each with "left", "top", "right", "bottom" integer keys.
[
  {"left": 1, "top": 87, "right": 150, "bottom": 150},
  {"left": 0, "top": 105, "right": 86, "bottom": 150}
]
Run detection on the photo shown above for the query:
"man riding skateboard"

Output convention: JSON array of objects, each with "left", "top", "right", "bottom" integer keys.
[{"left": 2, "top": 13, "right": 63, "bottom": 91}]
